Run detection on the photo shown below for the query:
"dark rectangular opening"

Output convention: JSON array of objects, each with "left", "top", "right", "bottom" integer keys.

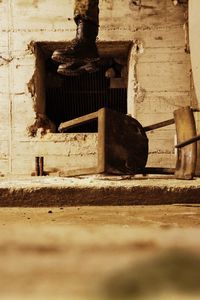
[{"left": 35, "top": 41, "right": 131, "bottom": 133}]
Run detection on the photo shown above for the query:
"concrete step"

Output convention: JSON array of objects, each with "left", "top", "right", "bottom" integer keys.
[{"left": 0, "top": 175, "right": 199, "bottom": 206}]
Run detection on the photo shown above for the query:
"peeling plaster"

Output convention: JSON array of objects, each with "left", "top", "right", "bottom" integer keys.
[
  {"left": 183, "top": 8, "right": 189, "bottom": 53},
  {"left": 27, "top": 41, "right": 36, "bottom": 54},
  {"left": 27, "top": 113, "right": 56, "bottom": 137},
  {"left": 0, "top": 55, "right": 13, "bottom": 66},
  {"left": 131, "top": 40, "right": 146, "bottom": 105},
  {"left": 135, "top": 85, "right": 146, "bottom": 103},
  {"left": 26, "top": 41, "right": 56, "bottom": 137},
  {"left": 27, "top": 74, "right": 56, "bottom": 137},
  {"left": 27, "top": 73, "right": 36, "bottom": 104}
]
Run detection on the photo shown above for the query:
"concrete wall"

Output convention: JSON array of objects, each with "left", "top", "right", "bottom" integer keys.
[{"left": 0, "top": 0, "right": 191, "bottom": 176}]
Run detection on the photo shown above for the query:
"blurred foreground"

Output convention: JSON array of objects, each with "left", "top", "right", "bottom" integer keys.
[{"left": 0, "top": 205, "right": 200, "bottom": 300}]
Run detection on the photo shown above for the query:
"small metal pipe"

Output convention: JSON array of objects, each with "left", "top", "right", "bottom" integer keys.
[
  {"left": 35, "top": 157, "right": 40, "bottom": 176},
  {"left": 39, "top": 157, "right": 44, "bottom": 176},
  {"left": 175, "top": 134, "right": 200, "bottom": 148}
]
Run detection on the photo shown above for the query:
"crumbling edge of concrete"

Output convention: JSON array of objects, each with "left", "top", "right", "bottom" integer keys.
[{"left": 0, "top": 184, "right": 199, "bottom": 207}]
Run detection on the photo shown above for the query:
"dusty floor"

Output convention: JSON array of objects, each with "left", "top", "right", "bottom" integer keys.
[{"left": 0, "top": 205, "right": 200, "bottom": 300}]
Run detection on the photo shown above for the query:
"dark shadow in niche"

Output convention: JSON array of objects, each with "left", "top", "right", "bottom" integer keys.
[
  {"left": 31, "top": 41, "right": 132, "bottom": 133},
  {"left": 45, "top": 59, "right": 127, "bottom": 132}
]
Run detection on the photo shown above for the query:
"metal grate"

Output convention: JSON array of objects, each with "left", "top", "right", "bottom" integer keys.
[{"left": 45, "top": 64, "right": 127, "bottom": 132}]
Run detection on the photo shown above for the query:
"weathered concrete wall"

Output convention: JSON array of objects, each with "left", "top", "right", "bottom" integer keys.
[
  {"left": 0, "top": 0, "right": 191, "bottom": 175},
  {"left": 189, "top": 0, "right": 200, "bottom": 175}
]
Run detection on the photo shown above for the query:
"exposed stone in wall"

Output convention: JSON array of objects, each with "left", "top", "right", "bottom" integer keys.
[
  {"left": 27, "top": 114, "right": 56, "bottom": 137},
  {"left": 26, "top": 41, "right": 56, "bottom": 137},
  {"left": 27, "top": 73, "right": 36, "bottom": 102},
  {"left": 132, "top": 41, "right": 146, "bottom": 105}
]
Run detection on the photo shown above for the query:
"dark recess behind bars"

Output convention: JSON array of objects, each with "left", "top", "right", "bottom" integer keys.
[{"left": 45, "top": 61, "right": 127, "bottom": 132}]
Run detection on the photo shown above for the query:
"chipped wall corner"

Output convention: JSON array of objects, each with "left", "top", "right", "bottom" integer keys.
[
  {"left": 27, "top": 41, "right": 56, "bottom": 137},
  {"left": 127, "top": 40, "right": 145, "bottom": 117}
]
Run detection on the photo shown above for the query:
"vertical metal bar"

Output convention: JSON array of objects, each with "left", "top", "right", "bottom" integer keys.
[
  {"left": 39, "top": 157, "right": 44, "bottom": 176},
  {"left": 97, "top": 108, "right": 107, "bottom": 173},
  {"left": 35, "top": 157, "right": 40, "bottom": 176}
]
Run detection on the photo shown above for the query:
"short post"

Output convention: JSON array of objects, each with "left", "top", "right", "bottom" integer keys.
[
  {"left": 39, "top": 157, "right": 44, "bottom": 176},
  {"left": 35, "top": 156, "right": 44, "bottom": 176},
  {"left": 35, "top": 157, "right": 40, "bottom": 176}
]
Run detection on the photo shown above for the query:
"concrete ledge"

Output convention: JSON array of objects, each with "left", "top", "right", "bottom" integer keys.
[{"left": 0, "top": 176, "right": 199, "bottom": 206}]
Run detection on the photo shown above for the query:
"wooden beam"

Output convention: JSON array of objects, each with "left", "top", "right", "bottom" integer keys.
[
  {"left": 174, "top": 106, "right": 197, "bottom": 179},
  {"left": 58, "top": 111, "right": 99, "bottom": 132},
  {"left": 59, "top": 167, "right": 98, "bottom": 177},
  {"left": 144, "top": 118, "right": 175, "bottom": 132}
]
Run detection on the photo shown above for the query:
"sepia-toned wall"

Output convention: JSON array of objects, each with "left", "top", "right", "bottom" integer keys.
[{"left": 0, "top": 0, "right": 192, "bottom": 176}]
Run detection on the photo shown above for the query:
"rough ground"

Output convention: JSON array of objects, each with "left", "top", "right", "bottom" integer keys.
[{"left": 0, "top": 205, "right": 200, "bottom": 300}]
